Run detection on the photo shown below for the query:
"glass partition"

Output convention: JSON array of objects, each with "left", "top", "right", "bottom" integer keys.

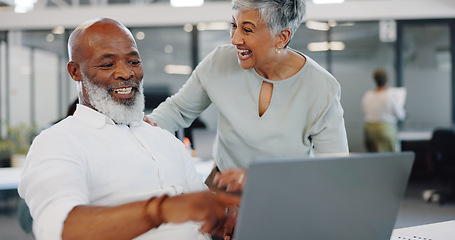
[
  {"left": 401, "top": 22, "right": 451, "bottom": 129},
  {"left": 133, "top": 26, "right": 192, "bottom": 96},
  {"left": 331, "top": 21, "right": 396, "bottom": 152}
]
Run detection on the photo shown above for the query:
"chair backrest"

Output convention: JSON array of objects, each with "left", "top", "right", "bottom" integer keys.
[{"left": 430, "top": 128, "right": 455, "bottom": 165}]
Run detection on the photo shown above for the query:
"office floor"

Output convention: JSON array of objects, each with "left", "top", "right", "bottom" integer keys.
[
  {"left": 0, "top": 190, "right": 34, "bottom": 240},
  {"left": 394, "top": 178, "right": 455, "bottom": 229},
  {"left": 1, "top": 179, "right": 455, "bottom": 239}
]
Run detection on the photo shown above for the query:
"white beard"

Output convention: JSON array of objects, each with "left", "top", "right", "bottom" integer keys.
[{"left": 83, "top": 79, "right": 145, "bottom": 125}]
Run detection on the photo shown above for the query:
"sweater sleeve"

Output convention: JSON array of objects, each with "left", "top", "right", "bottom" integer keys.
[{"left": 310, "top": 87, "right": 350, "bottom": 155}]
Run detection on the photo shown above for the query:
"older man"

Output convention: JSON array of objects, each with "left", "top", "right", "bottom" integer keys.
[{"left": 19, "top": 18, "right": 239, "bottom": 240}]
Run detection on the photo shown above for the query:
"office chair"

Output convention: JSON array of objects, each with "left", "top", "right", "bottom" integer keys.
[{"left": 426, "top": 128, "right": 455, "bottom": 204}]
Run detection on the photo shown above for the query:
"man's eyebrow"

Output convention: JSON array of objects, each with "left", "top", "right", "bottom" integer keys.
[
  {"left": 128, "top": 51, "right": 139, "bottom": 57},
  {"left": 100, "top": 51, "right": 139, "bottom": 59},
  {"left": 101, "top": 53, "right": 115, "bottom": 59}
]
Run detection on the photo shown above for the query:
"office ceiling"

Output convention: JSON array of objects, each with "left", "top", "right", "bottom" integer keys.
[
  {"left": 0, "top": 0, "right": 453, "bottom": 31},
  {"left": 0, "top": 0, "right": 453, "bottom": 9}
]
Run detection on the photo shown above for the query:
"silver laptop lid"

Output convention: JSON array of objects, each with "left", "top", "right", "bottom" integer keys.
[{"left": 234, "top": 152, "right": 415, "bottom": 240}]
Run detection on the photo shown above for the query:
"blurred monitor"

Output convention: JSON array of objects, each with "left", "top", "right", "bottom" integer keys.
[{"left": 143, "top": 85, "right": 170, "bottom": 112}]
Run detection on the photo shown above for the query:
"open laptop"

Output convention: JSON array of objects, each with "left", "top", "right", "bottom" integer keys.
[{"left": 233, "top": 152, "right": 415, "bottom": 240}]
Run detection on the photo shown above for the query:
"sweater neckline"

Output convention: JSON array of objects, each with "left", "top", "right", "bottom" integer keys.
[{"left": 250, "top": 49, "right": 308, "bottom": 84}]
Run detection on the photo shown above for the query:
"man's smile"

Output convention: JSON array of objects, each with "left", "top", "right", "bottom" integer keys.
[{"left": 110, "top": 86, "right": 135, "bottom": 99}]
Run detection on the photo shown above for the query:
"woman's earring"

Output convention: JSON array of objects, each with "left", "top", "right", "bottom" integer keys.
[{"left": 276, "top": 47, "right": 283, "bottom": 54}]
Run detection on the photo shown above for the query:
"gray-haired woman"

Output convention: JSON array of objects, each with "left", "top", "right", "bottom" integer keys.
[{"left": 148, "top": 0, "right": 349, "bottom": 186}]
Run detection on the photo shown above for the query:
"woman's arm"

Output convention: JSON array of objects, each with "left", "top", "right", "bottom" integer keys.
[{"left": 311, "top": 90, "right": 349, "bottom": 154}]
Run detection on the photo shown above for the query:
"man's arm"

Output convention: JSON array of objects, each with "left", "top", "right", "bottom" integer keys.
[
  {"left": 63, "top": 200, "right": 154, "bottom": 240},
  {"left": 62, "top": 191, "right": 240, "bottom": 240}
]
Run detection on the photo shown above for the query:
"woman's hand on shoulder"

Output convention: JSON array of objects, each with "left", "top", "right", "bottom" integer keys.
[{"left": 143, "top": 116, "right": 157, "bottom": 126}]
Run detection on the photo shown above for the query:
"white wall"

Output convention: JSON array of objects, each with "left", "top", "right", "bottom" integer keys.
[{"left": 7, "top": 31, "right": 68, "bottom": 130}]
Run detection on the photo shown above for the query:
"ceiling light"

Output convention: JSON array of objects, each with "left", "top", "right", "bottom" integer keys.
[
  {"left": 52, "top": 26, "right": 65, "bottom": 35},
  {"left": 171, "top": 0, "right": 203, "bottom": 7},
  {"left": 329, "top": 41, "right": 345, "bottom": 51},
  {"left": 183, "top": 24, "right": 194, "bottom": 32},
  {"left": 328, "top": 19, "right": 337, "bottom": 27},
  {"left": 165, "top": 64, "right": 192, "bottom": 75},
  {"left": 339, "top": 22, "right": 355, "bottom": 27},
  {"left": 14, "top": 0, "right": 35, "bottom": 13},
  {"left": 197, "top": 22, "right": 230, "bottom": 31},
  {"left": 307, "top": 41, "right": 345, "bottom": 51},
  {"left": 164, "top": 45, "right": 174, "bottom": 54},
  {"left": 308, "top": 42, "right": 329, "bottom": 52},
  {"left": 305, "top": 20, "right": 330, "bottom": 31},
  {"left": 312, "top": 0, "right": 344, "bottom": 4},
  {"left": 136, "top": 31, "right": 145, "bottom": 40},
  {"left": 46, "top": 34, "right": 54, "bottom": 42}
]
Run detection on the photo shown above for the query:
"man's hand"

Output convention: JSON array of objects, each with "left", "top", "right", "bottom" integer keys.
[{"left": 156, "top": 191, "right": 241, "bottom": 235}]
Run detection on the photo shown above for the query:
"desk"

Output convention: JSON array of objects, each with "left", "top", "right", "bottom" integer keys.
[
  {"left": 0, "top": 167, "right": 22, "bottom": 190},
  {"left": 390, "top": 220, "right": 455, "bottom": 240},
  {"left": 398, "top": 130, "right": 432, "bottom": 142}
]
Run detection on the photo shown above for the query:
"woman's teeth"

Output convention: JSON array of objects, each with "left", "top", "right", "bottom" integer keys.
[{"left": 238, "top": 49, "right": 252, "bottom": 56}]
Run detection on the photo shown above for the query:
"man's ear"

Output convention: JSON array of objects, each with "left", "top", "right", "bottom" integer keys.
[{"left": 67, "top": 61, "right": 81, "bottom": 82}]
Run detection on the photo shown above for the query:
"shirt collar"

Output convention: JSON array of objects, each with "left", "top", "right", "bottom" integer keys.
[
  {"left": 73, "top": 104, "right": 116, "bottom": 128},
  {"left": 74, "top": 104, "right": 145, "bottom": 128}
]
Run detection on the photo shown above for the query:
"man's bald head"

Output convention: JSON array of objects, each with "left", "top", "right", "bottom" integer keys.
[{"left": 68, "top": 18, "right": 135, "bottom": 63}]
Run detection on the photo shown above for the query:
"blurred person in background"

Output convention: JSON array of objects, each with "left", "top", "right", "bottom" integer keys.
[{"left": 362, "top": 68, "right": 406, "bottom": 152}]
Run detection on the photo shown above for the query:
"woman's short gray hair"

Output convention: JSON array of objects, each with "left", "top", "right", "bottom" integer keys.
[{"left": 232, "top": 0, "right": 306, "bottom": 43}]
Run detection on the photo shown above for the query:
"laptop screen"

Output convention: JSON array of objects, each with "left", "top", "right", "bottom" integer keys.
[{"left": 233, "top": 152, "right": 414, "bottom": 240}]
